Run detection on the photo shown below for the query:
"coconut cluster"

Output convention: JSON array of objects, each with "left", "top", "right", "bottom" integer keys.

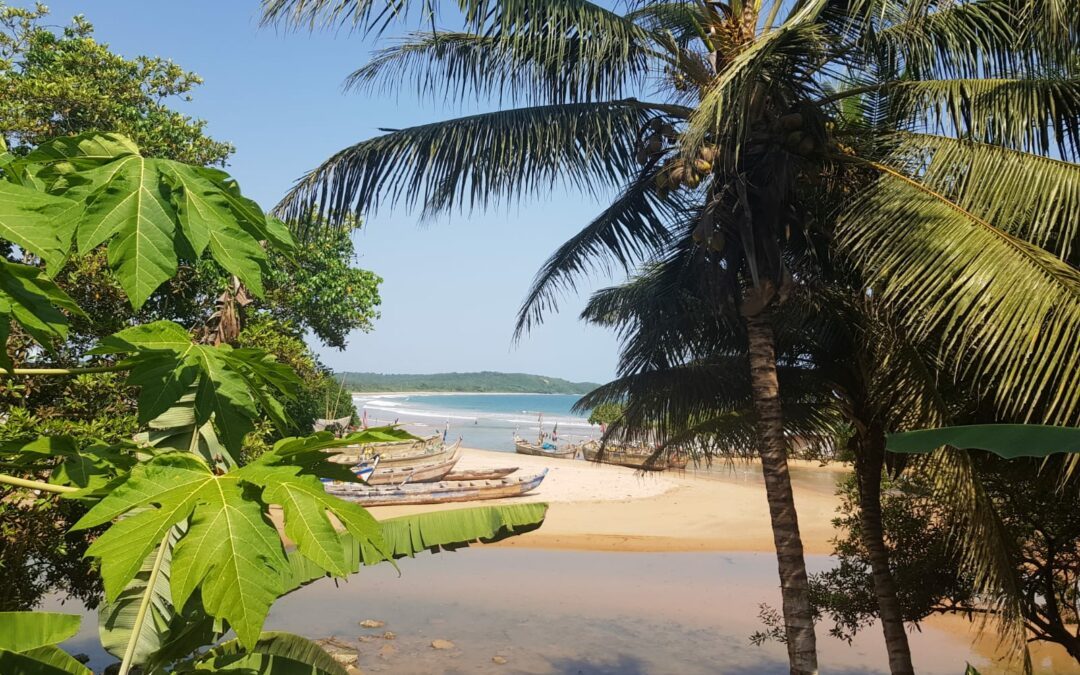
[
  {"left": 653, "top": 144, "right": 718, "bottom": 198},
  {"left": 635, "top": 117, "right": 678, "bottom": 166}
]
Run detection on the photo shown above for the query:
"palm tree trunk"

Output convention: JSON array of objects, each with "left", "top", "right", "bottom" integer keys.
[
  {"left": 744, "top": 311, "right": 818, "bottom": 675},
  {"left": 855, "top": 429, "right": 915, "bottom": 675}
]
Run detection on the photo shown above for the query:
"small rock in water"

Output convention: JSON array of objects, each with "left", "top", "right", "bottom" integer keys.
[
  {"left": 331, "top": 652, "right": 359, "bottom": 666},
  {"left": 381, "top": 631, "right": 396, "bottom": 640},
  {"left": 359, "top": 619, "right": 385, "bottom": 628},
  {"left": 492, "top": 655, "right": 508, "bottom": 665},
  {"left": 357, "top": 635, "right": 376, "bottom": 642},
  {"left": 431, "top": 639, "right": 455, "bottom": 650},
  {"left": 378, "top": 644, "right": 397, "bottom": 660}
]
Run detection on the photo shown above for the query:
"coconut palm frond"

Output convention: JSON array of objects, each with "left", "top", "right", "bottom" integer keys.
[
  {"left": 262, "top": 0, "right": 651, "bottom": 43},
  {"left": 344, "top": 29, "right": 652, "bottom": 105},
  {"left": 923, "top": 447, "right": 1030, "bottom": 672},
  {"left": 891, "top": 77, "right": 1080, "bottom": 159},
  {"left": 579, "top": 355, "right": 842, "bottom": 462},
  {"left": 860, "top": 302, "right": 953, "bottom": 433},
  {"left": 837, "top": 163, "right": 1080, "bottom": 425},
  {"left": 1014, "top": 0, "right": 1078, "bottom": 62},
  {"left": 513, "top": 169, "right": 687, "bottom": 337},
  {"left": 260, "top": 0, "right": 418, "bottom": 31},
  {"left": 867, "top": 0, "right": 1015, "bottom": 79},
  {"left": 625, "top": 1, "right": 708, "bottom": 49},
  {"left": 889, "top": 132, "right": 1080, "bottom": 263},
  {"left": 274, "top": 101, "right": 670, "bottom": 224},
  {"left": 682, "top": 6, "right": 831, "bottom": 164}
]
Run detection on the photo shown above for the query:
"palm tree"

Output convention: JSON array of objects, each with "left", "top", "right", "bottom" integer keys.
[
  {"left": 263, "top": 1, "right": 1080, "bottom": 672},
  {"left": 576, "top": 236, "right": 1030, "bottom": 673}
]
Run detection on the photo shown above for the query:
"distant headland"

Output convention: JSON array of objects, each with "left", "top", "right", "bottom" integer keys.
[{"left": 338, "top": 371, "right": 600, "bottom": 395}]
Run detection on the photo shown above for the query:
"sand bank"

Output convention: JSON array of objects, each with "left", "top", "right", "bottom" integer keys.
[{"left": 366, "top": 447, "right": 849, "bottom": 554}]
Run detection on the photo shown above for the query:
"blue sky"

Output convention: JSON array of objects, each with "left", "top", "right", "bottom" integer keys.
[{"left": 28, "top": 1, "right": 624, "bottom": 383}]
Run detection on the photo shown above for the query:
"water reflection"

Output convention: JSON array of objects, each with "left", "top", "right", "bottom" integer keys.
[{"left": 44, "top": 548, "right": 1072, "bottom": 674}]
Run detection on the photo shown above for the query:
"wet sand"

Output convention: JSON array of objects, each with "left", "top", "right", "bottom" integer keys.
[{"left": 367, "top": 447, "right": 849, "bottom": 554}]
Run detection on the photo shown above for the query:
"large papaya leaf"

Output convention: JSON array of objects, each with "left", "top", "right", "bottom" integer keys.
[
  {"left": 91, "top": 320, "right": 300, "bottom": 453},
  {"left": 886, "top": 424, "right": 1080, "bottom": 458},
  {"left": 192, "top": 632, "right": 348, "bottom": 675},
  {"left": 72, "top": 454, "right": 286, "bottom": 647},
  {"left": 74, "top": 436, "right": 392, "bottom": 648},
  {"left": 0, "top": 435, "right": 135, "bottom": 497},
  {"left": 0, "top": 181, "right": 74, "bottom": 270},
  {"left": 18, "top": 132, "right": 295, "bottom": 308},
  {"left": 0, "top": 612, "right": 90, "bottom": 675},
  {"left": 0, "top": 258, "right": 83, "bottom": 370}
]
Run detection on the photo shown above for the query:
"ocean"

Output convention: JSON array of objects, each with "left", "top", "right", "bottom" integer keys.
[{"left": 351, "top": 392, "right": 601, "bottom": 452}]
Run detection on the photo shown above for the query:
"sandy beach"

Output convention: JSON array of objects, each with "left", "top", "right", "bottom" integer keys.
[{"left": 366, "top": 446, "right": 849, "bottom": 554}]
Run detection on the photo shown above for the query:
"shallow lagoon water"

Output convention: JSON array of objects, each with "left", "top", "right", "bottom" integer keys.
[{"left": 52, "top": 548, "right": 1066, "bottom": 674}]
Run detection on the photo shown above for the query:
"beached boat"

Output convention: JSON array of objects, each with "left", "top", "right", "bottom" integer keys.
[
  {"left": 583, "top": 445, "right": 686, "bottom": 471},
  {"left": 364, "top": 433, "right": 441, "bottom": 452},
  {"left": 443, "top": 467, "right": 517, "bottom": 481},
  {"left": 361, "top": 446, "right": 462, "bottom": 485},
  {"left": 325, "top": 469, "right": 548, "bottom": 506},
  {"left": 330, "top": 438, "right": 456, "bottom": 468},
  {"left": 514, "top": 438, "right": 579, "bottom": 460}
]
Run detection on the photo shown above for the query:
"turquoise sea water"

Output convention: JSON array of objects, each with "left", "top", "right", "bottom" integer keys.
[{"left": 352, "top": 392, "right": 601, "bottom": 451}]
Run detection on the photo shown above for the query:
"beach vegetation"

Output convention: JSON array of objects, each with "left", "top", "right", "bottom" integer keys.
[
  {"left": 0, "top": 3, "right": 232, "bottom": 166},
  {"left": 0, "top": 3, "right": 386, "bottom": 624},
  {"left": 586, "top": 402, "right": 623, "bottom": 427},
  {"left": 0, "top": 127, "right": 548, "bottom": 672},
  {"left": 258, "top": 1, "right": 1080, "bottom": 671},
  {"left": 339, "top": 370, "right": 599, "bottom": 394},
  {"left": 814, "top": 455, "right": 1080, "bottom": 665}
]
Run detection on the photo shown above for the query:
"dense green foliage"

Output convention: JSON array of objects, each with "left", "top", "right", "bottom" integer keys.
[
  {"left": 0, "top": 8, "right": 383, "bottom": 631},
  {"left": 0, "top": 130, "right": 547, "bottom": 673},
  {"left": 586, "top": 402, "right": 623, "bottom": 426},
  {"left": 262, "top": 220, "right": 382, "bottom": 350},
  {"left": 340, "top": 370, "right": 598, "bottom": 394},
  {"left": 0, "top": 3, "right": 232, "bottom": 166},
  {"left": 813, "top": 458, "right": 1080, "bottom": 661}
]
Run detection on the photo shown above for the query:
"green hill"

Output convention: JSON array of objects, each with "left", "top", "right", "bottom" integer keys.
[{"left": 338, "top": 371, "right": 600, "bottom": 394}]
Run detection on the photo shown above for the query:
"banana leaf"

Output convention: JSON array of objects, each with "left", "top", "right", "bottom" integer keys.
[
  {"left": 886, "top": 424, "right": 1080, "bottom": 458},
  {"left": 285, "top": 503, "right": 548, "bottom": 589}
]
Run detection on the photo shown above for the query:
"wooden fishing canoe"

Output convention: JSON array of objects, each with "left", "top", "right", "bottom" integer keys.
[
  {"left": 443, "top": 467, "right": 517, "bottom": 481},
  {"left": 361, "top": 447, "right": 462, "bottom": 485},
  {"left": 324, "top": 432, "right": 440, "bottom": 457},
  {"left": 325, "top": 469, "right": 548, "bottom": 507},
  {"left": 364, "top": 433, "right": 441, "bottom": 453},
  {"left": 583, "top": 446, "right": 685, "bottom": 471},
  {"left": 514, "top": 439, "right": 579, "bottom": 460},
  {"left": 330, "top": 439, "right": 457, "bottom": 468}
]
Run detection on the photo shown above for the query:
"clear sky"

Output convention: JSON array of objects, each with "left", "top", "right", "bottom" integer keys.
[{"left": 28, "top": 1, "right": 623, "bottom": 383}]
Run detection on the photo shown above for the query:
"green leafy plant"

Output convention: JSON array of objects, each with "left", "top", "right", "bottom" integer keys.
[{"left": 1, "top": 130, "right": 547, "bottom": 674}]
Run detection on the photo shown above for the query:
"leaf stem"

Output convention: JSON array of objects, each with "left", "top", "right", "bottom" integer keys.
[
  {"left": 0, "top": 473, "right": 79, "bottom": 493},
  {"left": 118, "top": 533, "right": 171, "bottom": 675},
  {"left": 0, "top": 365, "right": 126, "bottom": 376}
]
